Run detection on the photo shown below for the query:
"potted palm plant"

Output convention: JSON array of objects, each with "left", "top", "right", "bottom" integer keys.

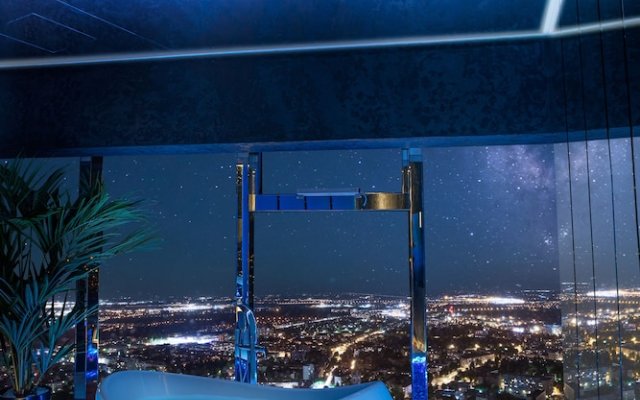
[{"left": 0, "top": 160, "right": 151, "bottom": 400}]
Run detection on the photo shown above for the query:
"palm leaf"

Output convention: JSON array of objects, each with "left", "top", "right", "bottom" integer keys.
[{"left": 0, "top": 159, "right": 154, "bottom": 396}]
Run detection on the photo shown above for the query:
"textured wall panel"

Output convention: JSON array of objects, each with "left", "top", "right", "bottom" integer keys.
[{"left": 0, "top": 29, "right": 638, "bottom": 156}]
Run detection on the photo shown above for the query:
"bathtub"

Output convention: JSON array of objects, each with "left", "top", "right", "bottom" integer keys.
[{"left": 96, "top": 370, "right": 393, "bottom": 400}]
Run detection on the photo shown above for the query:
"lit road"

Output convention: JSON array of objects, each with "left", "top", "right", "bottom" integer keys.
[
  {"left": 431, "top": 370, "right": 458, "bottom": 386},
  {"left": 322, "top": 330, "right": 385, "bottom": 386},
  {"left": 274, "top": 316, "right": 340, "bottom": 329}
]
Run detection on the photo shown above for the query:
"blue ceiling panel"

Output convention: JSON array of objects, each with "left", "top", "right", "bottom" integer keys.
[{"left": 0, "top": 0, "right": 546, "bottom": 60}]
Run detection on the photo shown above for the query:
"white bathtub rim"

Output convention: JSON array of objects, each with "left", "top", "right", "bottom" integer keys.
[{"left": 97, "top": 370, "right": 393, "bottom": 400}]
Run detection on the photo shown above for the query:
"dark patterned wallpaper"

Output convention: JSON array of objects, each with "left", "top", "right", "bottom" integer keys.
[{"left": 0, "top": 29, "right": 638, "bottom": 156}]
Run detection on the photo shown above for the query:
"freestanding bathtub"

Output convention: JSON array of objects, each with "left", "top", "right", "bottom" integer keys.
[{"left": 96, "top": 371, "right": 393, "bottom": 400}]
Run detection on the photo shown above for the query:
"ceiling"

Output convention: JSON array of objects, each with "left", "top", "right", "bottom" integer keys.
[
  {"left": 0, "top": 0, "right": 542, "bottom": 57},
  {"left": 1, "top": 0, "right": 637, "bottom": 67}
]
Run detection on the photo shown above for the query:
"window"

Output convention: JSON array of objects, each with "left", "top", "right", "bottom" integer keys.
[
  {"left": 557, "top": 137, "right": 640, "bottom": 399},
  {"left": 99, "top": 154, "right": 237, "bottom": 381},
  {"left": 254, "top": 150, "right": 410, "bottom": 398},
  {"left": 5, "top": 142, "right": 639, "bottom": 400},
  {"left": 424, "top": 145, "right": 564, "bottom": 399}
]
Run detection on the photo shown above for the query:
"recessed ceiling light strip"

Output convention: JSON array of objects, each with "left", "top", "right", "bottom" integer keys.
[
  {"left": 0, "top": 16, "right": 638, "bottom": 70},
  {"left": 541, "top": 0, "right": 564, "bottom": 33}
]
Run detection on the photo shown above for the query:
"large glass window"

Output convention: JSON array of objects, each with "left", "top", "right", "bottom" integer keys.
[
  {"left": 99, "top": 154, "right": 237, "bottom": 382},
  {"left": 97, "top": 150, "right": 413, "bottom": 399},
  {"left": 424, "top": 145, "right": 564, "bottom": 400},
  {"left": 254, "top": 150, "right": 410, "bottom": 399},
  {"left": 5, "top": 140, "right": 640, "bottom": 400},
  {"left": 557, "top": 137, "right": 640, "bottom": 400}
]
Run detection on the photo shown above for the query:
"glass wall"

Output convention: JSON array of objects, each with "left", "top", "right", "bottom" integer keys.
[
  {"left": 97, "top": 150, "right": 413, "bottom": 399},
  {"left": 254, "top": 150, "right": 410, "bottom": 399},
  {"left": 423, "top": 145, "right": 564, "bottom": 400},
  {"left": 4, "top": 141, "right": 640, "bottom": 400},
  {"left": 557, "top": 136, "right": 640, "bottom": 400},
  {"left": 98, "top": 154, "right": 237, "bottom": 383}
]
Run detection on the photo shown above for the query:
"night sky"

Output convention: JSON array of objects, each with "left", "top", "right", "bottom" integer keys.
[{"left": 95, "top": 144, "right": 562, "bottom": 299}]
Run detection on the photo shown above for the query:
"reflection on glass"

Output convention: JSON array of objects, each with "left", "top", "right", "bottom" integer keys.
[
  {"left": 3, "top": 142, "right": 639, "bottom": 400},
  {"left": 97, "top": 154, "right": 238, "bottom": 387},
  {"left": 557, "top": 138, "right": 640, "bottom": 400},
  {"left": 254, "top": 150, "right": 410, "bottom": 399},
  {"left": 425, "top": 145, "right": 564, "bottom": 399}
]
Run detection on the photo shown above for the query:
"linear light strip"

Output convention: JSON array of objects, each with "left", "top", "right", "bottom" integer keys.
[
  {"left": 554, "top": 16, "right": 640, "bottom": 36},
  {"left": 27, "top": 13, "right": 97, "bottom": 40},
  {"left": 0, "top": 32, "right": 55, "bottom": 54},
  {"left": 0, "top": 30, "right": 543, "bottom": 69},
  {"left": 7, "top": 13, "right": 96, "bottom": 41},
  {"left": 541, "top": 0, "right": 564, "bottom": 33},
  {"left": 0, "top": 16, "right": 639, "bottom": 70},
  {"left": 54, "top": 0, "right": 167, "bottom": 49}
]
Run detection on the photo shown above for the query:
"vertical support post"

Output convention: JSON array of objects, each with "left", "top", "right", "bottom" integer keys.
[
  {"left": 234, "top": 153, "right": 263, "bottom": 383},
  {"left": 248, "top": 153, "right": 261, "bottom": 310},
  {"left": 403, "top": 148, "right": 427, "bottom": 400},
  {"left": 75, "top": 156, "right": 103, "bottom": 400},
  {"left": 235, "top": 153, "right": 261, "bottom": 310},
  {"left": 236, "top": 156, "right": 250, "bottom": 307}
]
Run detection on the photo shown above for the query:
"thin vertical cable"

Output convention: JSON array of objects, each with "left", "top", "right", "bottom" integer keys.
[
  {"left": 574, "top": 0, "right": 601, "bottom": 396},
  {"left": 560, "top": 36, "right": 582, "bottom": 391},
  {"left": 594, "top": 0, "right": 625, "bottom": 394}
]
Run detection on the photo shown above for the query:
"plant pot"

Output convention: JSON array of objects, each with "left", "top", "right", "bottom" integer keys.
[{"left": 0, "top": 387, "right": 51, "bottom": 400}]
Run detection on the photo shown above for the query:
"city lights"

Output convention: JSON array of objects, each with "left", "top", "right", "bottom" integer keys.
[
  {"left": 486, "top": 297, "right": 526, "bottom": 305},
  {"left": 6, "top": 289, "right": 639, "bottom": 399},
  {"left": 147, "top": 335, "right": 220, "bottom": 346}
]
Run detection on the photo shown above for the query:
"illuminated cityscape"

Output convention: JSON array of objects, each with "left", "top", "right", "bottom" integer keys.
[
  {"left": 0, "top": 290, "right": 604, "bottom": 399},
  {"left": 2, "top": 287, "right": 640, "bottom": 400},
  {"left": 1, "top": 0, "right": 639, "bottom": 399},
  {"left": 2, "top": 144, "right": 640, "bottom": 400},
  {"left": 2, "top": 143, "right": 640, "bottom": 400}
]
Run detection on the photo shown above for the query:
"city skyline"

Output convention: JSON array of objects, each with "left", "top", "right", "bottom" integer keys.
[
  {"left": 7, "top": 288, "right": 640, "bottom": 399},
  {"left": 77, "top": 290, "right": 571, "bottom": 400}
]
